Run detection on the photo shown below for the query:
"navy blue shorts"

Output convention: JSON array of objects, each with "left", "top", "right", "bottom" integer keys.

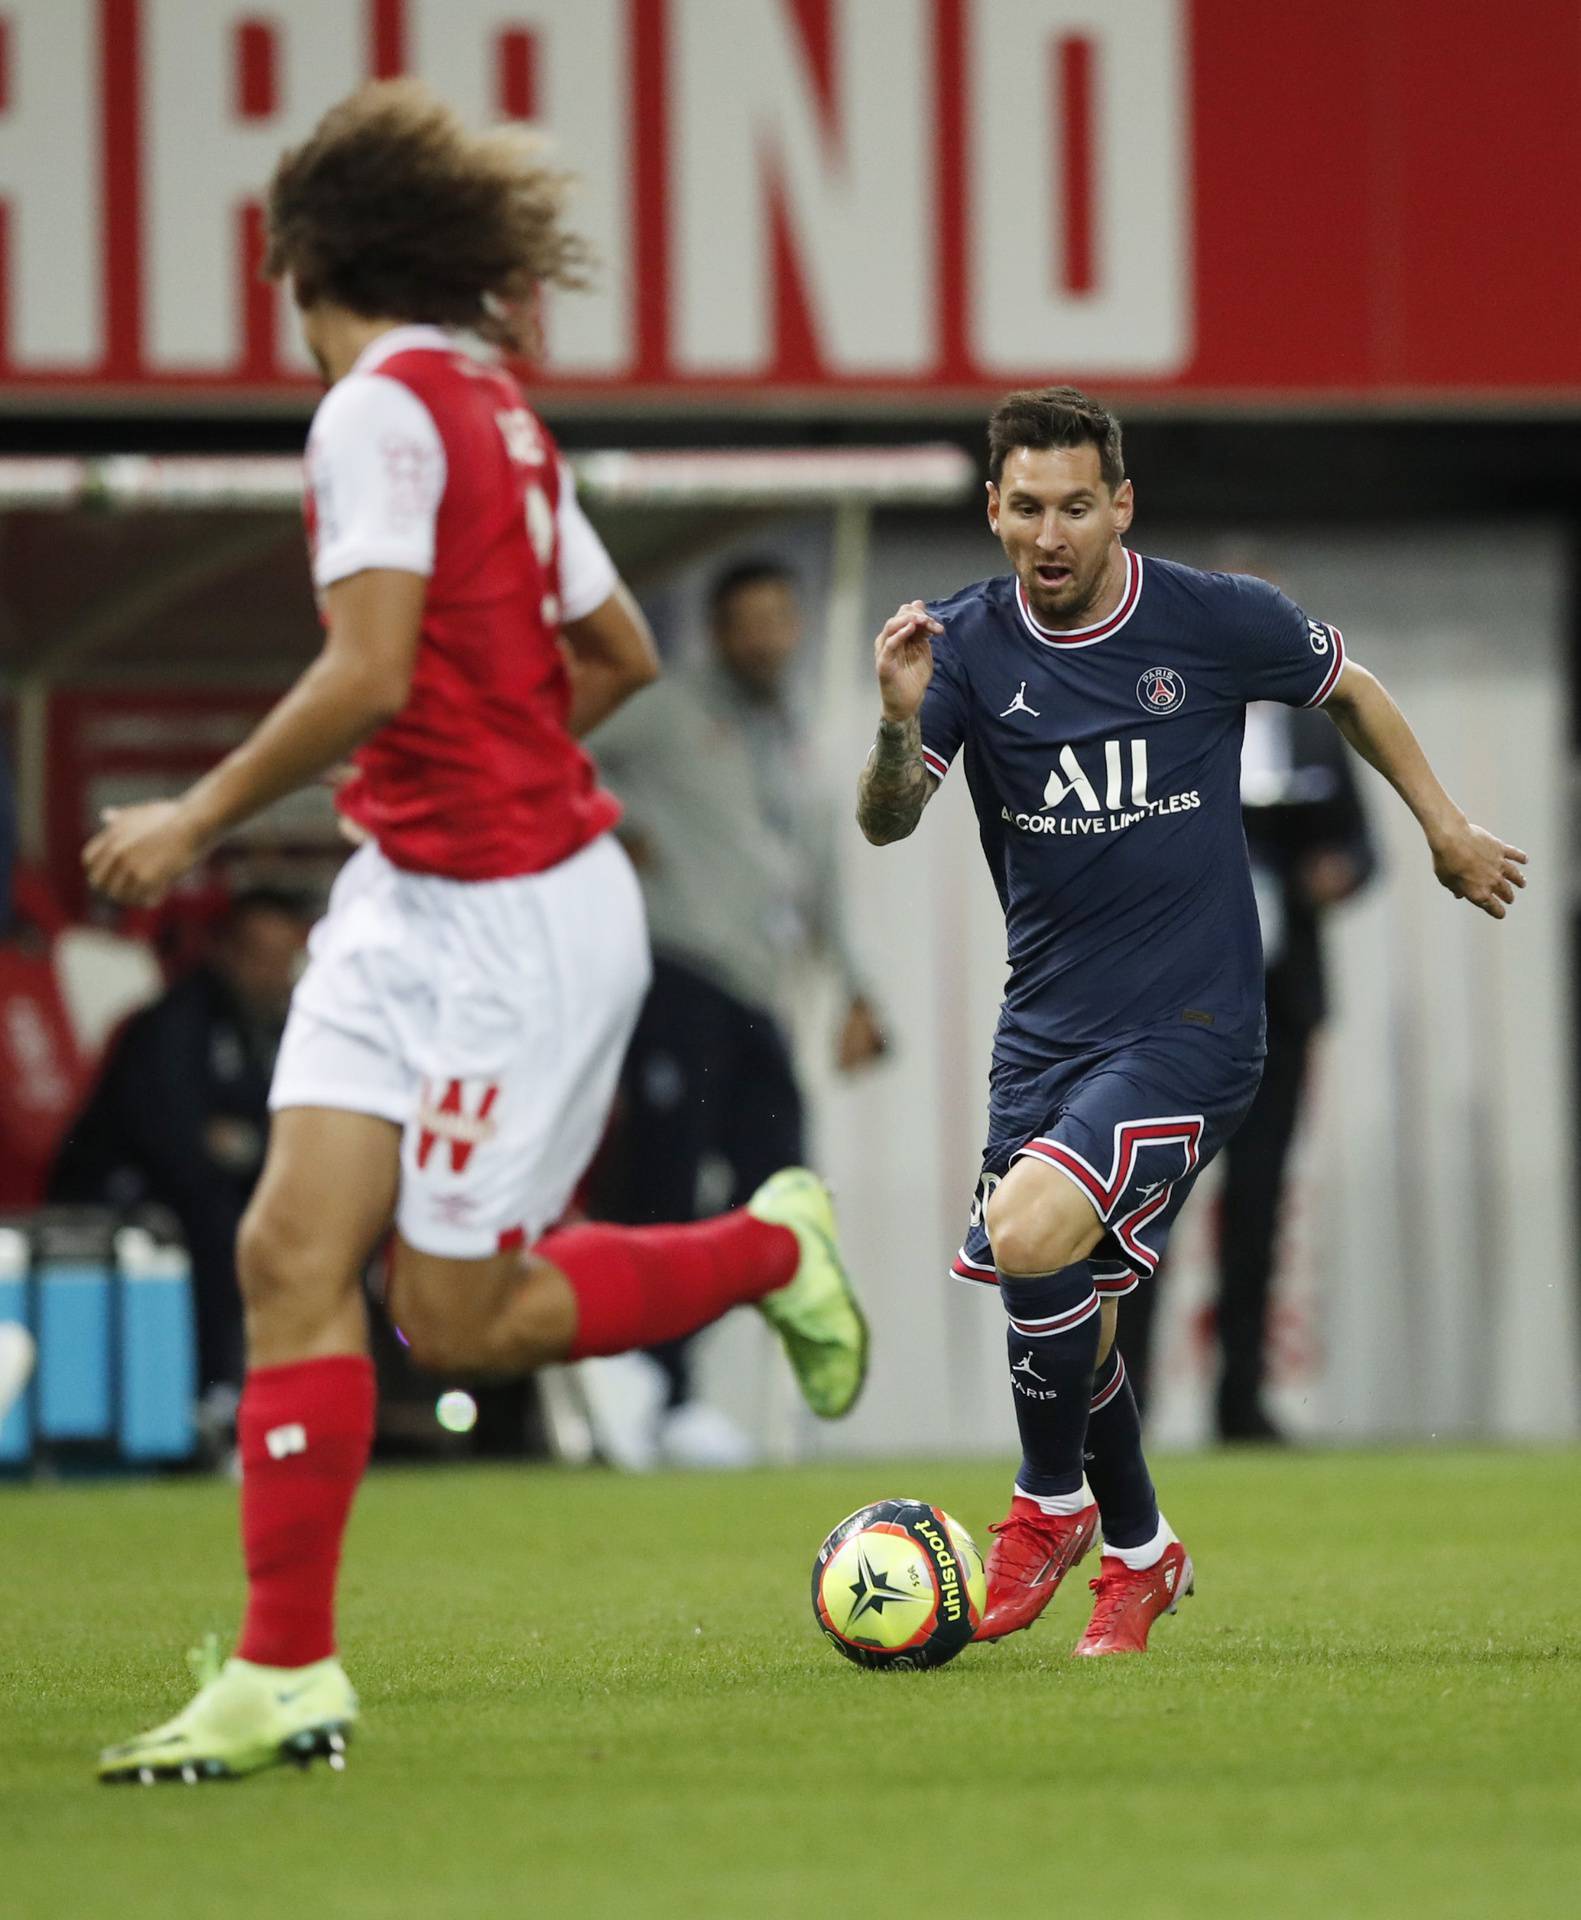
[{"left": 952, "top": 1026, "right": 1263, "bottom": 1298}]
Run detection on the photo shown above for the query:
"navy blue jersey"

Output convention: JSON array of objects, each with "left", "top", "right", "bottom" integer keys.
[{"left": 919, "top": 551, "right": 1346, "bottom": 1059}]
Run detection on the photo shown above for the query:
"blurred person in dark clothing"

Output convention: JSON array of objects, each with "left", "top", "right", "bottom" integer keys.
[
  {"left": 1122, "top": 701, "right": 1376, "bottom": 1439},
  {"left": 49, "top": 888, "right": 313, "bottom": 1413},
  {"left": 0, "top": 735, "right": 15, "bottom": 932},
  {"left": 588, "top": 561, "right": 885, "bottom": 1464}
]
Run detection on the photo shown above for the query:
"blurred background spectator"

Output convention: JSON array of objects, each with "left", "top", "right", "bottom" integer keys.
[
  {"left": 585, "top": 561, "right": 885, "bottom": 1467},
  {"left": 48, "top": 888, "right": 312, "bottom": 1437}
]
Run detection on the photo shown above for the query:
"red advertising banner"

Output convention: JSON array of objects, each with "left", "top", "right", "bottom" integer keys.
[{"left": 0, "top": 0, "right": 1576, "bottom": 408}]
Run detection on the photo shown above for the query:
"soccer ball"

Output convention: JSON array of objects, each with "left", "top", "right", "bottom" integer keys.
[{"left": 811, "top": 1498, "right": 987, "bottom": 1670}]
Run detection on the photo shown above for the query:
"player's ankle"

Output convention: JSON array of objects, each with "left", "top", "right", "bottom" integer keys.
[
  {"left": 1013, "top": 1482, "right": 1094, "bottom": 1517},
  {"left": 1102, "top": 1515, "right": 1178, "bottom": 1570}
]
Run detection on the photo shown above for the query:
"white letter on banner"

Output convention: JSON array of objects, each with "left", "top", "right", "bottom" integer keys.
[
  {"left": 968, "top": 0, "right": 1191, "bottom": 375},
  {"left": 0, "top": 0, "right": 100, "bottom": 368},
  {"left": 407, "top": 0, "right": 630, "bottom": 376},
  {"left": 145, "top": 0, "right": 360, "bottom": 373},
  {"left": 673, "top": 0, "right": 932, "bottom": 375}
]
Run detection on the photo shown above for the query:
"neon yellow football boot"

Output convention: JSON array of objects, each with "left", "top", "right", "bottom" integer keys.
[
  {"left": 97, "top": 1635, "right": 357, "bottom": 1784},
  {"left": 750, "top": 1168, "right": 869, "bottom": 1419}
]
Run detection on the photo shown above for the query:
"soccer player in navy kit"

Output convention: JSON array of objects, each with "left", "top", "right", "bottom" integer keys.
[{"left": 857, "top": 388, "right": 1526, "bottom": 1656}]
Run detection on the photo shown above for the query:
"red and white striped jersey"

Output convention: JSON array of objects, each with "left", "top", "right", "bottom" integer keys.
[{"left": 304, "top": 324, "right": 620, "bottom": 881}]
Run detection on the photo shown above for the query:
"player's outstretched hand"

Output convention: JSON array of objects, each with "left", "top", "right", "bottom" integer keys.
[
  {"left": 874, "top": 600, "right": 944, "bottom": 723},
  {"left": 83, "top": 800, "right": 204, "bottom": 907},
  {"left": 1431, "top": 821, "right": 1528, "bottom": 920}
]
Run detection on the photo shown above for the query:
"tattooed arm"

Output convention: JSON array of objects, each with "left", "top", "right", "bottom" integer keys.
[
  {"left": 857, "top": 715, "right": 935, "bottom": 845},
  {"left": 856, "top": 600, "right": 947, "bottom": 846}
]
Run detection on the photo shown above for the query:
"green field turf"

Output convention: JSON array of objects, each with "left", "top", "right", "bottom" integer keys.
[{"left": 3, "top": 1448, "right": 1579, "bottom": 1919}]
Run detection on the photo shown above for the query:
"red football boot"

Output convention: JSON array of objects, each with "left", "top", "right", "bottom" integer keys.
[
  {"left": 1071, "top": 1542, "right": 1195, "bottom": 1657},
  {"left": 975, "top": 1496, "right": 1100, "bottom": 1642}
]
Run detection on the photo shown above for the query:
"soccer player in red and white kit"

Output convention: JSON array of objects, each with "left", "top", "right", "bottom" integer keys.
[{"left": 89, "top": 82, "right": 867, "bottom": 1784}]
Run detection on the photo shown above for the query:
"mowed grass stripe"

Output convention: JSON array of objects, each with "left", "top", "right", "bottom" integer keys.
[{"left": 2, "top": 1450, "right": 1578, "bottom": 1920}]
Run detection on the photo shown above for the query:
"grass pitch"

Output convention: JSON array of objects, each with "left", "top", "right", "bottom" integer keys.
[{"left": 4, "top": 1448, "right": 1579, "bottom": 1919}]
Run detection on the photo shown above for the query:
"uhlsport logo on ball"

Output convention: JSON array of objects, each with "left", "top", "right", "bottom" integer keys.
[{"left": 811, "top": 1499, "right": 987, "bottom": 1670}]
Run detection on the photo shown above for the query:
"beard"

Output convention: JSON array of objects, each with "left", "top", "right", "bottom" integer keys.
[{"left": 1023, "top": 555, "right": 1104, "bottom": 623}]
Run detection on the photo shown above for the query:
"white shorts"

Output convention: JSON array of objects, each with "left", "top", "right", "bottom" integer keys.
[{"left": 270, "top": 833, "right": 651, "bottom": 1259}]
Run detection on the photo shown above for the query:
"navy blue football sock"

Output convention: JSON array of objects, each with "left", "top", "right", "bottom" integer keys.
[
  {"left": 1082, "top": 1348, "right": 1159, "bottom": 1549},
  {"left": 1000, "top": 1263, "right": 1103, "bottom": 1500}
]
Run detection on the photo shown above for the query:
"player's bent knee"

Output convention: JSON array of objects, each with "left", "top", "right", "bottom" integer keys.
[
  {"left": 507, "top": 1258, "right": 579, "bottom": 1368},
  {"left": 235, "top": 1199, "right": 360, "bottom": 1349},
  {"left": 396, "top": 1311, "right": 479, "bottom": 1377},
  {"left": 237, "top": 1202, "right": 331, "bottom": 1310},
  {"left": 389, "top": 1244, "right": 569, "bottom": 1377},
  {"left": 985, "top": 1188, "right": 1101, "bottom": 1277},
  {"left": 387, "top": 1265, "right": 488, "bottom": 1375},
  {"left": 397, "top": 1302, "right": 560, "bottom": 1376},
  {"left": 985, "top": 1212, "right": 1053, "bottom": 1277}
]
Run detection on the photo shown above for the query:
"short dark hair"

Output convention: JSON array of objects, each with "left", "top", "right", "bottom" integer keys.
[
  {"left": 264, "top": 79, "right": 590, "bottom": 354},
  {"left": 709, "top": 559, "right": 797, "bottom": 623},
  {"left": 986, "top": 386, "right": 1125, "bottom": 492},
  {"left": 221, "top": 886, "right": 315, "bottom": 933}
]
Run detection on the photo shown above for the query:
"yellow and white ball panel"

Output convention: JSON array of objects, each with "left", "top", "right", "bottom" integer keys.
[{"left": 816, "top": 1522, "right": 941, "bottom": 1652}]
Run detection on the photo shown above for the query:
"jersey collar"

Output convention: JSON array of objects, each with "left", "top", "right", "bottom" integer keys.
[
  {"left": 1014, "top": 548, "right": 1144, "bottom": 649},
  {"left": 350, "top": 324, "right": 459, "bottom": 376}
]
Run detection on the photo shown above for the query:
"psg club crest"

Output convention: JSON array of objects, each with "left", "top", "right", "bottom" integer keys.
[{"left": 1136, "top": 667, "right": 1185, "bottom": 715}]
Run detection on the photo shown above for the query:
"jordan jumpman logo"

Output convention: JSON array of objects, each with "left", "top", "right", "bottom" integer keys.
[{"left": 1000, "top": 681, "right": 1040, "bottom": 719}]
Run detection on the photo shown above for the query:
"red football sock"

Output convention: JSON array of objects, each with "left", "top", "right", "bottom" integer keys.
[
  {"left": 236, "top": 1354, "right": 376, "bottom": 1669},
  {"left": 539, "top": 1209, "right": 799, "bottom": 1361}
]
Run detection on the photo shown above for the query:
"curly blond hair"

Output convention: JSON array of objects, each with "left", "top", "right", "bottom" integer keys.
[{"left": 264, "top": 79, "right": 590, "bottom": 352}]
